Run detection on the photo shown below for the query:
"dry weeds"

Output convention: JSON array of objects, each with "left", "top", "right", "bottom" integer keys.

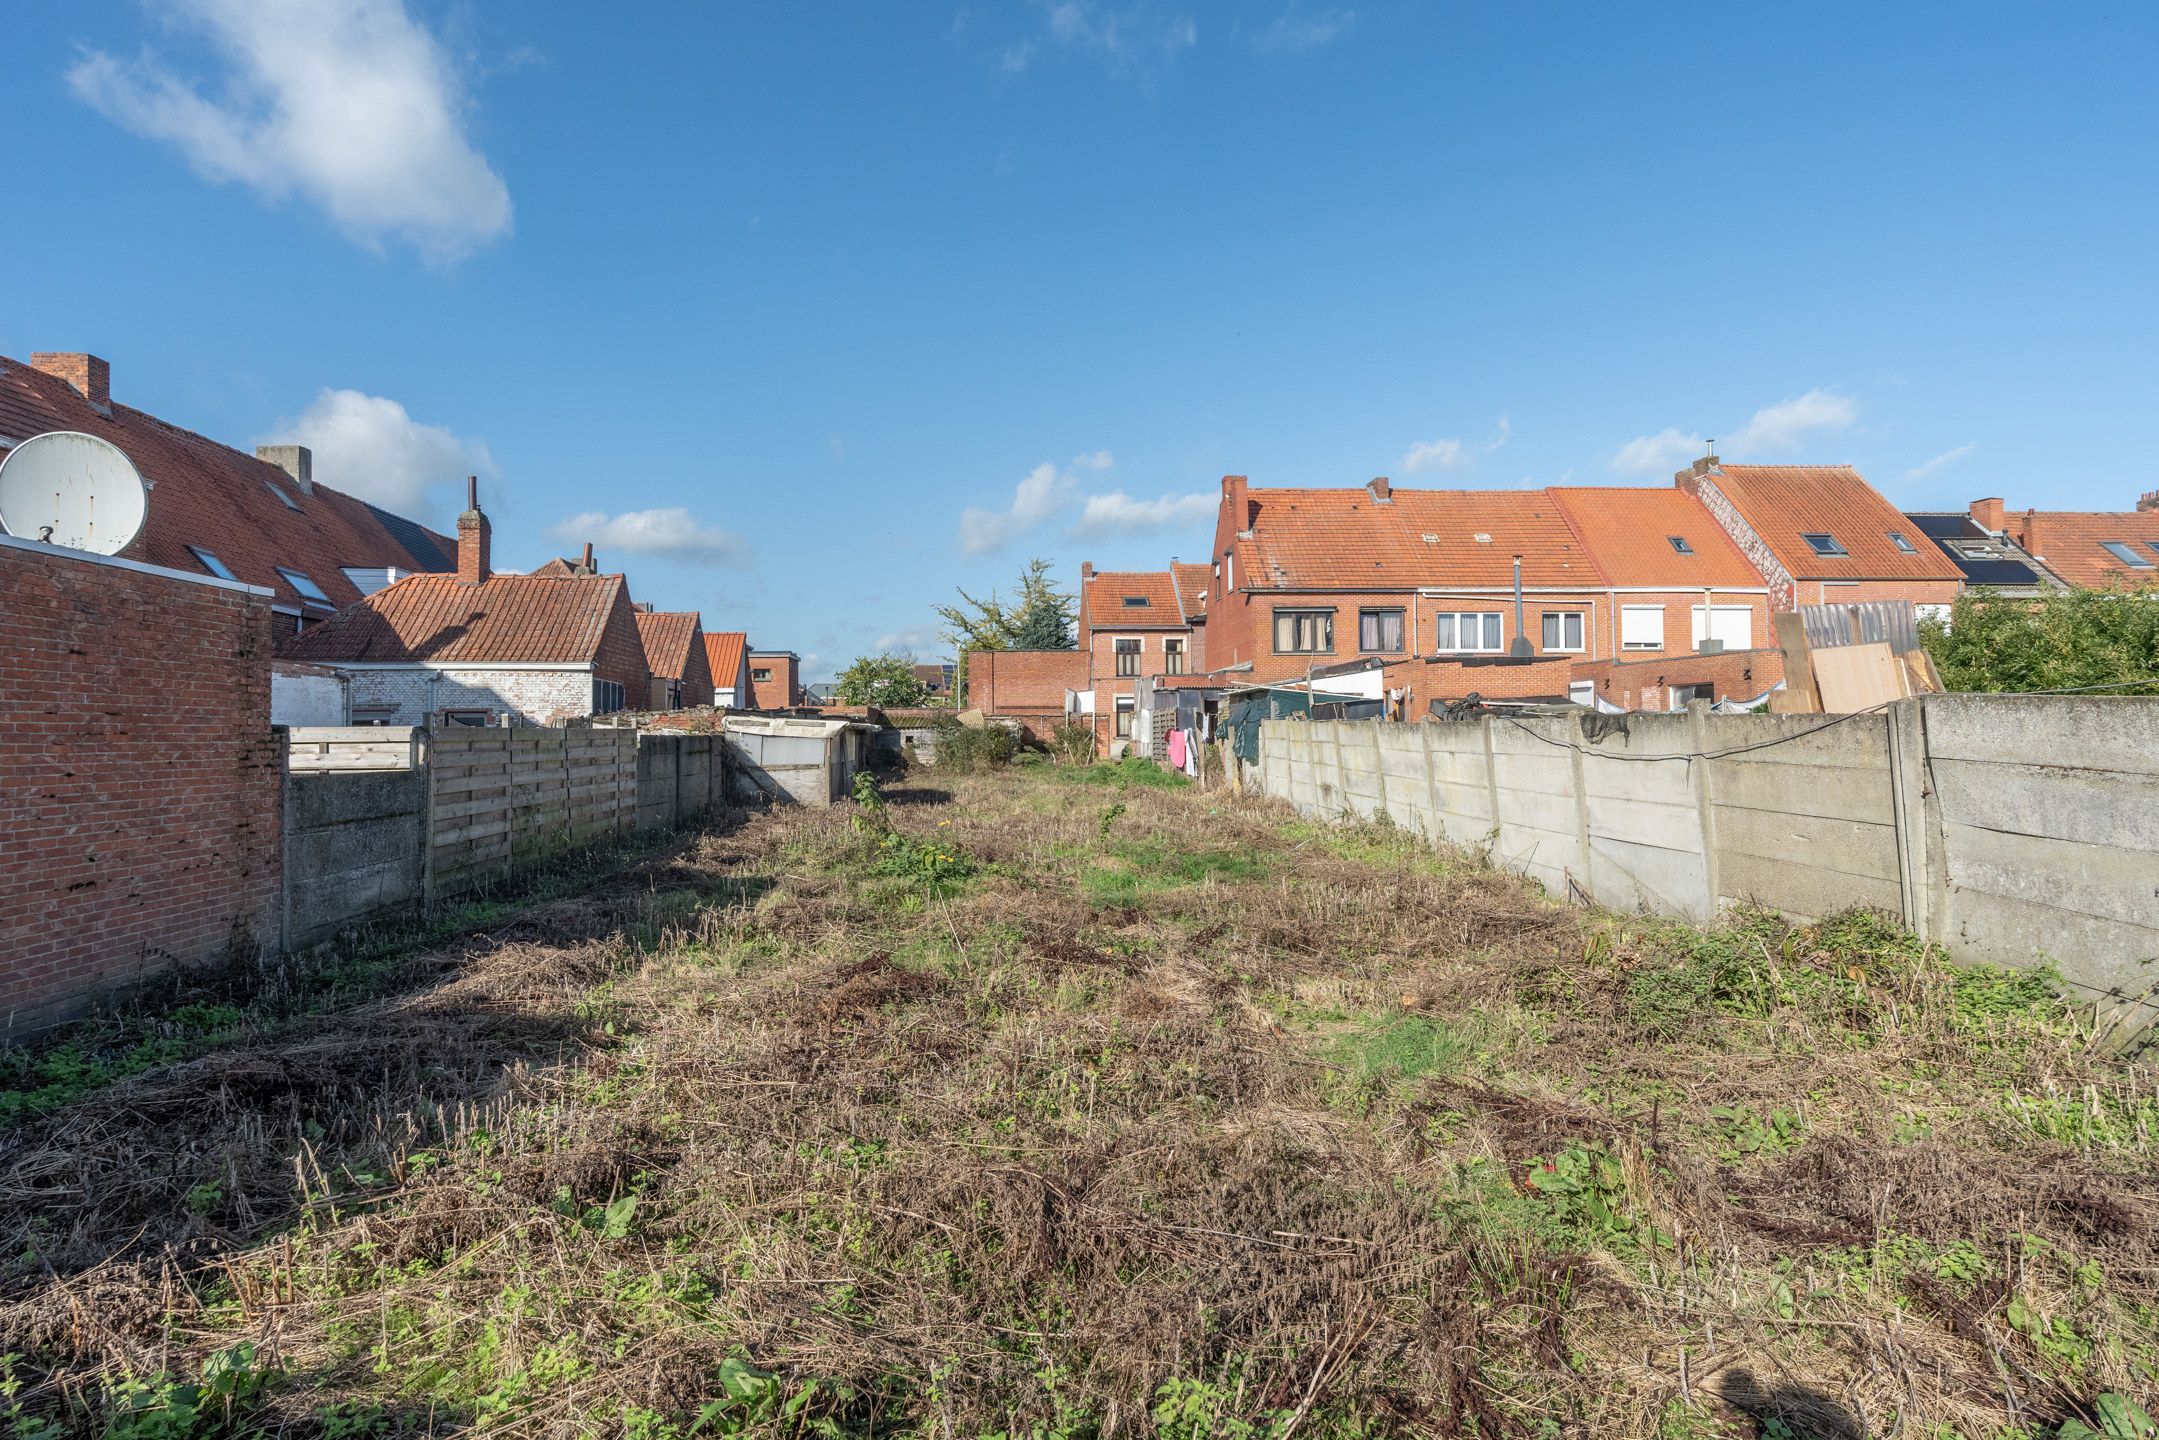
[{"left": 0, "top": 765, "right": 2152, "bottom": 1438}]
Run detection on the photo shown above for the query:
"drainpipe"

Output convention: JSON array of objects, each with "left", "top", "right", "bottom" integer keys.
[{"left": 1509, "top": 555, "right": 1533, "bottom": 657}]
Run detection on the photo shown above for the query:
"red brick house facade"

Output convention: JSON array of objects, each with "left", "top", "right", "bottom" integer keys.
[
  {"left": 749, "top": 651, "right": 802, "bottom": 709},
  {"left": 634, "top": 608, "right": 715, "bottom": 709},
  {"left": 967, "top": 649, "right": 1088, "bottom": 743},
  {"left": 1073, "top": 562, "right": 1210, "bottom": 750}
]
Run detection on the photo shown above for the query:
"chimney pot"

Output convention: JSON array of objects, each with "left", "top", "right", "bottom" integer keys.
[
  {"left": 255, "top": 444, "right": 314, "bottom": 495},
  {"left": 30, "top": 352, "right": 110, "bottom": 414},
  {"left": 2137, "top": 489, "right": 2159, "bottom": 514}
]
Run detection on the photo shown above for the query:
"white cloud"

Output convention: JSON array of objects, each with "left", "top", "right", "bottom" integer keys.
[
  {"left": 1252, "top": 4, "right": 1355, "bottom": 52},
  {"left": 554, "top": 508, "right": 749, "bottom": 568},
  {"left": 1726, "top": 388, "right": 1857, "bottom": 455},
  {"left": 69, "top": 0, "right": 512, "bottom": 261},
  {"left": 997, "top": 0, "right": 1198, "bottom": 77},
  {"left": 1611, "top": 426, "right": 1707, "bottom": 475},
  {"left": 1071, "top": 448, "right": 1116, "bottom": 470},
  {"left": 1904, "top": 443, "right": 1976, "bottom": 481},
  {"left": 260, "top": 388, "right": 494, "bottom": 515},
  {"left": 959, "top": 461, "right": 1075, "bottom": 555},
  {"left": 1399, "top": 414, "right": 1510, "bottom": 477},
  {"left": 1070, "top": 490, "right": 1215, "bottom": 537}
]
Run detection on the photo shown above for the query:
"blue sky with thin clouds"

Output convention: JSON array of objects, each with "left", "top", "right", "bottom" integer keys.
[{"left": 6, "top": 2, "right": 2155, "bottom": 679}]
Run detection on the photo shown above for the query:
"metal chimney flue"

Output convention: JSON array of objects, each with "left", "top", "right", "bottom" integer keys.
[{"left": 1509, "top": 555, "right": 1533, "bottom": 657}]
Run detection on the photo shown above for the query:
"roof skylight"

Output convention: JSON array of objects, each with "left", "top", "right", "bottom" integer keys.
[
  {"left": 276, "top": 566, "right": 334, "bottom": 603},
  {"left": 1800, "top": 533, "right": 1850, "bottom": 556},
  {"left": 2100, "top": 541, "right": 2155, "bottom": 568},
  {"left": 1667, "top": 535, "right": 1694, "bottom": 554},
  {"left": 1888, "top": 531, "right": 1917, "bottom": 553},
  {"left": 189, "top": 546, "right": 237, "bottom": 580}
]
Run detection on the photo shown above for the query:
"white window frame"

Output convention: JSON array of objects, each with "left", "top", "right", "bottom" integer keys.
[
  {"left": 1690, "top": 605, "right": 1752, "bottom": 651},
  {"left": 1540, "top": 611, "right": 1585, "bottom": 653},
  {"left": 1433, "top": 611, "right": 1504, "bottom": 654},
  {"left": 1568, "top": 680, "right": 1596, "bottom": 707},
  {"left": 1114, "top": 695, "right": 1135, "bottom": 738},
  {"left": 1620, "top": 605, "right": 1665, "bottom": 651}
]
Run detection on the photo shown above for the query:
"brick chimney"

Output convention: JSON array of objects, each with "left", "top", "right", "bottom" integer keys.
[
  {"left": 456, "top": 475, "right": 490, "bottom": 585},
  {"left": 31, "top": 352, "right": 110, "bottom": 414},
  {"left": 1673, "top": 453, "right": 1721, "bottom": 494},
  {"left": 1970, "top": 497, "right": 2005, "bottom": 533},
  {"left": 1223, "top": 474, "right": 1252, "bottom": 535},
  {"left": 1080, "top": 561, "right": 1094, "bottom": 580},
  {"left": 1367, "top": 475, "right": 1392, "bottom": 503},
  {"left": 2138, "top": 489, "right": 2159, "bottom": 514},
  {"left": 581, "top": 541, "right": 595, "bottom": 571},
  {"left": 256, "top": 444, "right": 315, "bottom": 495}
]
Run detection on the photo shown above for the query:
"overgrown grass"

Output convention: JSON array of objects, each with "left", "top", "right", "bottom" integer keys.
[{"left": 0, "top": 771, "right": 2151, "bottom": 1438}]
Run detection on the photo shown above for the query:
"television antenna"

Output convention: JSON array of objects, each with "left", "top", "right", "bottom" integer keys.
[{"left": 0, "top": 430, "right": 149, "bottom": 555}]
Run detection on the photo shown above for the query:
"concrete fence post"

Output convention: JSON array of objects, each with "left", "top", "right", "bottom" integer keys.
[
  {"left": 1480, "top": 716, "right": 1502, "bottom": 848},
  {"left": 1884, "top": 697, "right": 1938, "bottom": 944},
  {"left": 1687, "top": 700, "right": 1721, "bottom": 919},
  {"left": 1420, "top": 723, "right": 1444, "bottom": 839},
  {"left": 1567, "top": 719, "right": 1593, "bottom": 903},
  {"left": 420, "top": 729, "right": 440, "bottom": 907}
]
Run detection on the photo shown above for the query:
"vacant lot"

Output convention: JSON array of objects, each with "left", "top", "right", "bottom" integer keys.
[{"left": 1, "top": 761, "right": 2153, "bottom": 1438}]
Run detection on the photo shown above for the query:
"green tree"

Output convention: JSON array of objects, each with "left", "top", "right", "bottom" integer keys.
[
  {"left": 936, "top": 558, "right": 1077, "bottom": 703},
  {"left": 835, "top": 653, "right": 931, "bottom": 707},
  {"left": 1921, "top": 582, "right": 2159, "bottom": 695}
]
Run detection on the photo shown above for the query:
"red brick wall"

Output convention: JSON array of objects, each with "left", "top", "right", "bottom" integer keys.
[
  {"left": 1571, "top": 647, "right": 1787, "bottom": 711},
  {"left": 0, "top": 540, "right": 281, "bottom": 1026},
  {"left": 678, "top": 627, "right": 715, "bottom": 708},
  {"left": 968, "top": 649, "right": 1086, "bottom": 742},
  {"left": 595, "top": 593, "right": 654, "bottom": 703},
  {"left": 749, "top": 654, "right": 800, "bottom": 710}
]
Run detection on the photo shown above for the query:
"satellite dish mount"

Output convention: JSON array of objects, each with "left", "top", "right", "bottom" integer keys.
[{"left": 0, "top": 431, "right": 150, "bottom": 557}]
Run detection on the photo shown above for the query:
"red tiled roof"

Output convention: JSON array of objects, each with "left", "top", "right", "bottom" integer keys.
[
  {"left": 1237, "top": 487, "right": 1603, "bottom": 590},
  {"left": 1171, "top": 562, "right": 1212, "bottom": 620},
  {"left": 1702, "top": 465, "right": 1961, "bottom": 582},
  {"left": 1549, "top": 488, "right": 1764, "bottom": 587},
  {"left": 280, "top": 572, "right": 632, "bottom": 665},
  {"left": 2012, "top": 510, "right": 2159, "bottom": 589},
  {"left": 0, "top": 355, "right": 456, "bottom": 612},
  {"left": 1080, "top": 569, "right": 1184, "bottom": 633},
  {"left": 704, "top": 631, "right": 748, "bottom": 684},
  {"left": 634, "top": 610, "right": 703, "bottom": 681}
]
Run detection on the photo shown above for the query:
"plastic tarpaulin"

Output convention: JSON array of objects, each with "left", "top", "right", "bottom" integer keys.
[{"left": 1224, "top": 687, "right": 1312, "bottom": 762}]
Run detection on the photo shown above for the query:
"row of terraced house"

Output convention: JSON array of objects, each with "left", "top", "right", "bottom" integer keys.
[
  {"left": 970, "top": 461, "right": 2159, "bottom": 752},
  {"left": 0, "top": 348, "right": 809, "bottom": 729}
]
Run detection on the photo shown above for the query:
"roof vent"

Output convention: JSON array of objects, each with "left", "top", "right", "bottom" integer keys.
[
  {"left": 1473, "top": 533, "right": 1492, "bottom": 544},
  {"left": 1421, "top": 533, "right": 1440, "bottom": 543}
]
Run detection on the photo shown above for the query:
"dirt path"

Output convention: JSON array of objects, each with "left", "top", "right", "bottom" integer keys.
[{"left": 1, "top": 765, "right": 2152, "bottom": 1437}]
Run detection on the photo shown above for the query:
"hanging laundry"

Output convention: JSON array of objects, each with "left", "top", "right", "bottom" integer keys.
[{"left": 1166, "top": 727, "right": 1188, "bottom": 770}]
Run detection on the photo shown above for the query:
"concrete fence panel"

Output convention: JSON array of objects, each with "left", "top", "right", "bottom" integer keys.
[
  {"left": 1256, "top": 697, "right": 2159, "bottom": 1023},
  {"left": 282, "top": 769, "right": 426, "bottom": 948}
]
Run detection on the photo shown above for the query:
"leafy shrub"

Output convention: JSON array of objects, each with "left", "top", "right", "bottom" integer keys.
[
  {"left": 931, "top": 719, "right": 1017, "bottom": 773},
  {"left": 1048, "top": 722, "right": 1095, "bottom": 765},
  {"left": 1047, "top": 756, "right": 1188, "bottom": 789}
]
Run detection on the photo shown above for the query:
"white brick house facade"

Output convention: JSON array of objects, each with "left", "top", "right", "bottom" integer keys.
[{"left": 341, "top": 664, "right": 609, "bottom": 726}]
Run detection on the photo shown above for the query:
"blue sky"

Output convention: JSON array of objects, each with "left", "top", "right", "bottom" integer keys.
[{"left": 6, "top": 2, "right": 2155, "bottom": 679}]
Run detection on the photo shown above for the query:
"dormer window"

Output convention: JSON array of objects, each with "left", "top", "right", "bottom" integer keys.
[{"left": 1800, "top": 533, "right": 1849, "bottom": 557}]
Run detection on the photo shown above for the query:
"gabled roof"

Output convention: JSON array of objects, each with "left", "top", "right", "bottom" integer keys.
[
  {"left": 2009, "top": 510, "right": 2159, "bottom": 589},
  {"left": 1081, "top": 569, "right": 1184, "bottom": 632},
  {"left": 1171, "top": 562, "right": 1211, "bottom": 621},
  {"left": 1548, "top": 488, "right": 1763, "bottom": 587},
  {"left": 1235, "top": 487, "right": 1601, "bottom": 590},
  {"left": 1906, "top": 513, "right": 2055, "bottom": 589},
  {"left": 0, "top": 355, "right": 455, "bottom": 611},
  {"left": 281, "top": 572, "right": 632, "bottom": 666},
  {"left": 1699, "top": 464, "right": 1961, "bottom": 582},
  {"left": 633, "top": 610, "right": 704, "bottom": 681},
  {"left": 704, "top": 631, "right": 749, "bottom": 684}
]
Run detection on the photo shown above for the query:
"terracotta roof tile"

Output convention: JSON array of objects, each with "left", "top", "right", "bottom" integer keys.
[
  {"left": 0, "top": 355, "right": 456, "bottom": 611},
  {"left": 1171, "top": 562, "right": 1212, "bottom": 620},
  {"left": 1081, "top": 569, "right": 1183, "bottom": 631},
  {"left": 1238, "top": 487, "right": 1604, "bottom": 589},
  {"left": 704, "top": 631, "right": 748, "bottom": 684},
  {"left": 633, "top": 610, "right": 703, "bottom": 681},
  {"left": 280, "top": 573, "right": 630, "bottom": 665},
  {"left": 2012, "top": 510, "right": 2159, "bottom": 588},
  {"left": 1548, "top": 488, "right": 1764, "bottom": 587},
  {"left": 1703, "top": 465, "right": 1961, "bottom": 582}
]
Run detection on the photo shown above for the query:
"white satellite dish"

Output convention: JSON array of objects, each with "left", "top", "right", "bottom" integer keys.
[{"left": 0, "top": 431, "right": 149, "bottom": 556}]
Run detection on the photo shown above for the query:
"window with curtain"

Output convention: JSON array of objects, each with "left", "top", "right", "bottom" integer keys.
[
  {"left": 1358, "top": 608, "right": 1404, "bottom": 653},
  {"left": 1114, "top": 637, "right": 1141, "bottom": 676},
  {"left": 1273, "top": 609, "right": 1334, "bottom": 653},
  {"left": 1540, "top": 612, "right": 1584, "bottom": 652},
  {"left": 1433, "top": 612, "right": 1502, "bottom": 653}
]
